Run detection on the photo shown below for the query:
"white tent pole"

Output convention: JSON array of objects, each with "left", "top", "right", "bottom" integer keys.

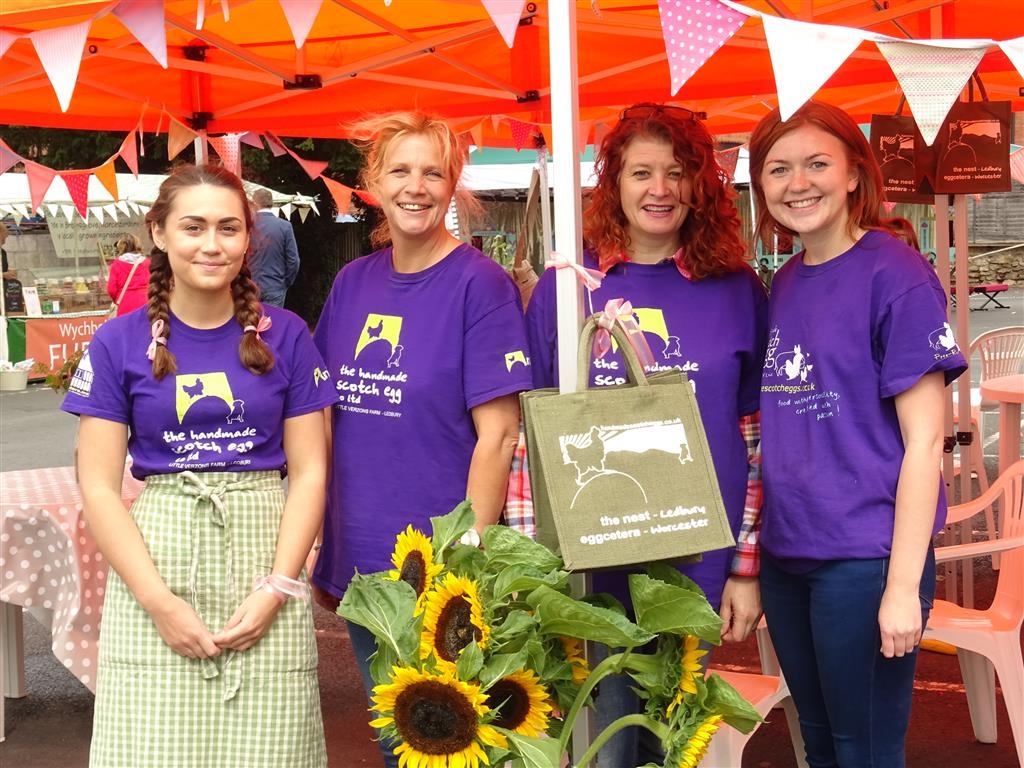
[
  {"left": 194, "top": 131, "right": 209, "bottom": 165},
  {"left": 548, "top": 0, "right": 593, "bottom": 759},
  {"left": 537, "top": 149, "right": 554, "bottom": 268}
]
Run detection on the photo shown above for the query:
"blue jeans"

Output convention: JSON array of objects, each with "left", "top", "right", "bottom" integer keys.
[
  {"left": 760, "top": 550, "right": 936, "bottom": 768},
  {"left": 346, "top": 620, "right": 400, "bottom": 768}
]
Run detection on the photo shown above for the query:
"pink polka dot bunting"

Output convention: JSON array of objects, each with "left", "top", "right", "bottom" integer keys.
[{"left": 658, "top": 0, "right": 748, "bottom": 96}]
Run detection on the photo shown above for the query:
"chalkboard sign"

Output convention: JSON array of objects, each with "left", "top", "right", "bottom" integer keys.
[{"left": 3, "top": 277, "right": 25, "bottom": 314}]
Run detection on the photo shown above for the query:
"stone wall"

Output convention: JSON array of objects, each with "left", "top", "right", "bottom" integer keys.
[{"left": 966, "top": 244, "right": 1024, "bottom": 285}]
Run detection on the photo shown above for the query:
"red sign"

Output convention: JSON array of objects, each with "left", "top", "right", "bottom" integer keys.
[{"left": 25, "top": 314, "right": 106, "bottom": 372}]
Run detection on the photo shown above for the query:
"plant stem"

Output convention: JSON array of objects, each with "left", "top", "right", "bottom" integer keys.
[{"left": 571, "top": 713, "right": 669, "bottom": 767}]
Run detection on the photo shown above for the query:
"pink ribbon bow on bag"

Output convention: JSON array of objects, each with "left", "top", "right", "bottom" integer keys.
[{"left": 593, "top": 298, "right": 656, "bottom": 370}]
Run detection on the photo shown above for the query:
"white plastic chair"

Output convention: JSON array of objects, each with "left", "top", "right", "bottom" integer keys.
[
  {"left": 923, "top": 459, "right": 1024, "bottom": 767},
  {"left": 953, "top": 326, "right": 1024, "bottom": 442}
]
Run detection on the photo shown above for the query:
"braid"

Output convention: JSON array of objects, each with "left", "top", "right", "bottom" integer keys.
[
  {"left": 146, "top": 247, "right": 176, "bottom": 379},
  {"left": 234, "top": 263, "right": 274, "bottom": 374}
]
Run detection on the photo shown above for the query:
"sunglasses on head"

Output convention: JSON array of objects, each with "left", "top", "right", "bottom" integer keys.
[{"left": 620, "top": 104, "right": 706, "bottom": 122}]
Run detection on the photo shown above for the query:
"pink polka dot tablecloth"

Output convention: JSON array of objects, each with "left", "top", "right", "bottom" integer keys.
[{"left": 1, "top": 465, "right": 143, "bottom": 692}]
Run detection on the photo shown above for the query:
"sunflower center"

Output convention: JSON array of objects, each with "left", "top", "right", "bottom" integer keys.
[
  {"left": 489, "top": 679, "right": 529, "bottom": 731},
  {"left": 394, "top": 680, "right": 478, "bottom": 755},
  {"left": 399, "top": 551, "right": 427, "bottom": 595},
  {"left": 436, "top": 596, "right": 480, "bottom": 661}
]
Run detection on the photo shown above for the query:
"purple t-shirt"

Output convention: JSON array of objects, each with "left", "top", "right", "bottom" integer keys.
[
  {"left": 525, "top": 252, "right": 769, "bottom": 606},
  {"left": 61, "top": 306, "right": 335, "bottom": 479},
  {"left": 759, "top": 230, "right": 967, "bottom": 567},
  {"left": 312, "top": 243, "right": 533, "bottom": 597}
]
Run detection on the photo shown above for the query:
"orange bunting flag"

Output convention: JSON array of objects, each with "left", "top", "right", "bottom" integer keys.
[
  {"left": 353, "top": 189, "right": 380, "bottom": 207},
  {"left": 25, "top": 161, "right": 57, "bottom": 215},
  {"left": 285, "top": 147, "right": 328, "bottom": 180},
  {"left": 94, "top": 160, "right": 120, "bottom": 202},
  {"left": 167, "top": 116, "right": 198, "bottom": 161},
  {"left": 320, "top": 176, "right": 355, "bottom": 216},
  {"left": 61, "top": 170, "right": 92, "bottom": 220},
  {"left": 119, "top": 130, "right": 140, "bottom": 177}
]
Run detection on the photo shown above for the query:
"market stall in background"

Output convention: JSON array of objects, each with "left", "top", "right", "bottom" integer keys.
[{"left": 0, "top": 172, "right": 316, "bottom": 376}]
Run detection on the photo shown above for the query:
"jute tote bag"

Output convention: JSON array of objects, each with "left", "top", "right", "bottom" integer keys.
[{"left": 520, "top": 314, "right": 734, "bottom": 571}]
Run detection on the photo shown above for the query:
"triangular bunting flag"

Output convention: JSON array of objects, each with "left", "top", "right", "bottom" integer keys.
[
  {"left": 285, "top": 147, "right": 328, "bottom": 180},
  {"left": 876, "top": 41, "right": 986, "bottom": 145},
  {"left": 29, "top": 19, "right": 91, "bottom": 111},
  {"left": 353, "top": 189, "right": 380, "bottom": 207},
  {"left": 715, "top": 145, "right": 740, "bottom": 182},
  {"left": 281, "top": 203, "right": 294, "bottom": 219},
  {"left": 60, "top": 171, "right": 92, "bottom": 220},
  {"left": 321, "top": 176, "right": 356, "bottom": 215},
  {"left": 481, "top": 0, "right": 527, "bottom": 48},
  {"left": 113, "top": 0, "right": 168, "bottom": 68},
  {"left": 658, "top": 0, "right": 748, "bottom": 96},
  {"left": 577, "top": 120, "right": 593, "bottom": 151},
  {"left": 593, "top": 120, "right": 611, "bottom": 150},
  {"left": 104, "top": 203, "right": 120, "bottom": 221},
  {"left": 263, "top": 132, "right": 289, "bottom": 157},
  {"left": 999, "top": 37, "right": 1024, "bottom": 80},
  {"left": 308, "top": 200, "right": 319, "bottom": 216},
  {"left": 0, "top": 139, "right": 23, "bottom": 175},
  {"left": 509, "top": 119, "right": 533, "bottom": 151},
  {"left": 94, "top": 160, "right": 119, "bottom": 202},
  {"left": 25, "top": 162, "right": 57, "bottom": 214},
  {"left": 278, "top": 0, "right": 324, "bottom": 50},
  {"left": 208, "top": 134, "right": 242, "bottom": 176},
  {"left": 240, "top": 132, "right": 264, "bottom": 149},
  {"left": 882, "top": 200, "right": 898, "bottom": 212},
  {"left": 46, "top": 204, "right": 61, "bottom": 218},
  {"left": 167, "top": 116, "right": 198, "bottom": 160},
  {"left": 1010, "top": 147, "right": 1024, "bottom": 185},
  {"left": 92, "top": 206, "right": 105, "bottom": 224},
  {"left": 0, "top": 30, "right": 17, "bottom": 60},
  {"left": 297, "top": 207, "right": 311, "bottom": 223},
  {"left": 119, "top": 130, "right": 140, "bottom": 176},
  {"left": 117, "top": 200, "right": 133, "bottom": 217},
  {"left": 13, "top": 205, "right": 30, "bottom": 221},
  {"left": 468, "top": 121, "right": 484, "bottom": 149},
  {"left": 762, "top": 15, "right": 866, "bottom": 120},
  {"left": 60, "top": 204, "right": 76, "bottom": 222}
]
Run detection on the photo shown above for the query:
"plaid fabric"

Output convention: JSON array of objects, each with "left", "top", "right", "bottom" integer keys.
[
  {"left": 503, "top": 429, "right": 535, "bottom": 539},
  {"left": 90, "top": 471, "right": 326, "bottom": 768},
  {"left": 731, "top": 412, "right": 763, "bottom": 577}
]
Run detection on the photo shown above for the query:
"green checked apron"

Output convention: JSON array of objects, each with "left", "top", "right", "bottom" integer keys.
[{"left": 90, "top": 471, "right": 326, "bottom": 768}]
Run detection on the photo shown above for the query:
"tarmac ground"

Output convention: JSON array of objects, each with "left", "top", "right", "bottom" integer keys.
[{"left": 1, "top": 288, "right": 1021, "bottom": 767}]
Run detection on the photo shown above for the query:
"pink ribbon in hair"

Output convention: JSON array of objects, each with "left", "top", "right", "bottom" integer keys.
[
  {"left": 544, "top": 251, "right": 605, "bottom": 291},
  {"left": 593, "top": 298, "right": 656, "bottom": 370},
  {"left": 244, "top": 314, "right": 272, "bottom": 341},
  {"left": 146, "top": 319, "right": 166, "bottom": 361}
]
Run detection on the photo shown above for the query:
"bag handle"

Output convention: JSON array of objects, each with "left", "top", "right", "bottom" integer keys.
[
  {"left": 113, "top": 258, "right": 143, "bottom": 307},
  {"left": 576, "top": 312, "right": 650, "bottom": 392}
]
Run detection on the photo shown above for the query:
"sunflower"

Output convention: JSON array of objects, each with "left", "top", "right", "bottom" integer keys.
[
  {"left": 673, "top": 714, "right": 723, "bottom": 768},
  {"left": 370, "top": 666, "right": 507, "bottom": 768},
  {"left": 486, "top": 669, "right": 554, "bottom": 737},
  {"left": 386, "top": 525, "right": 443, "bottom": 613},
  {"left": 420, "top": 572, "right": 490, "bottom": 666},
  {"left": 558, "top": 636, "right": 589, "bottom": 685},
  {"left": 666, "top": 635, "right": 709, "bottom": 716}
]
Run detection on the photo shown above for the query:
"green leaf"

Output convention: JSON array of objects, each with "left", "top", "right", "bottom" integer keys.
[
  {"left": 527, "top": 585, "right": 654, "bottom": 647},
  {"left": 483, "top": 525, "right": 564, "bottom": 573},
  {"left": 644, "top": 562, "right": 706, "bottom": 597},
  {"left": 368, "top": 642, "right": 400, "bottom": 687},
  {"left": 503, "top": 731, "right": 563, "bottom": 768},
  {"left": 337, "top": 573, "right": 420, "bottom": 662},
  {"left": 430, "top": 500, "right": 476, "bottom": 554},
  {"left": 492, "top": 564, "right": 568, "bottom": 600},
  {"left": 479, "top": 650, "right": 532, "bottom": 687},
  {"left": 628, "top": 574, "right": 722, "bottom": 644},
  {"left": 705, "top": 673, "right": 764, "bottom": 733},
  {"left": 455, "top": 639, "right": 484, "bottom": 681}
]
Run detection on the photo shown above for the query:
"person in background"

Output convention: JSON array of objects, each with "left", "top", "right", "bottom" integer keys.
[
  {"left": 525, "top": 102, "right": 768, "bottom": 767},
  {"left": 749, "top": 100, "right": 967, "bottom": 768},
  {"left": 62, "top": 165, "right": 333, "bottom": 768},
  {"left": 248, "top": 187, "right": 300, "bottom": 307},
  {"left": 312, "top": 112, "right": 533, "bottom": 768},
  {"left": 0, "top": 221, "right": 15, "bottom": 279},
  {"left": 105, "top": 233, "right": 150, "bottom": 316}
]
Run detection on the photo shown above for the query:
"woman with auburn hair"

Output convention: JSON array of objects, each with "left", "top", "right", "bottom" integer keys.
[
  {"left": 525, "top": 102, "right": 768, "bottom": 767},
  {"left": 749, "top": 100, "right": 966, "bottom": 768},
  {"left": 311, "top": 112, "right": 532, "bottom": 768},
  {"left": 62, "top": 164, "right": 332, "bottom": 768}
]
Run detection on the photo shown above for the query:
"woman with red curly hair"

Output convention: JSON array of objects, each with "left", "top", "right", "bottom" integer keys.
[{"left": 525, "top": 103, "right": 768, "bottom": 767}]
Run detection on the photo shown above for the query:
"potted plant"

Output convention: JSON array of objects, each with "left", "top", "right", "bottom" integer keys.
[{"left": 339, "top": 503, "right": 761, "bottom": 768}]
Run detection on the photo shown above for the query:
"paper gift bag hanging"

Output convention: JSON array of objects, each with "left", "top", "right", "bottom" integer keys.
[{"left": 521, "top": 314, "right": 734, "bottom": 571}]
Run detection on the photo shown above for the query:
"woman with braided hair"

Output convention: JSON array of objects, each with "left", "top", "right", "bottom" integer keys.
[{"left": 62, "top": 164, "right": 333, "bottom": 768}]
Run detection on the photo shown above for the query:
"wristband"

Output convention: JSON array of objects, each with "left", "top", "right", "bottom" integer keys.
[{"left": 253, "top": 574, "right": 311, "bottom": 604}]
